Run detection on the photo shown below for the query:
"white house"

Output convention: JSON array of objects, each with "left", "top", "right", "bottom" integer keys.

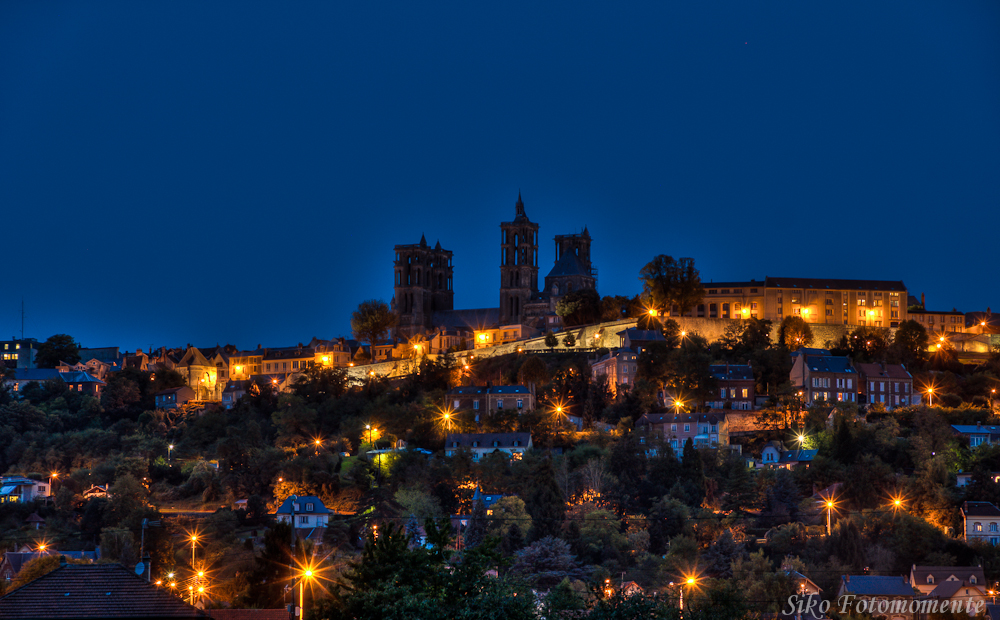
[
  {"left": 444, "top": 432, "right": 532, "bottom": 461},
  {"left": 275, "top": 495, "right": 331, "bottom": 529},
  {"left": 0, "top": 477, "right": 50, "bottom": 504}
]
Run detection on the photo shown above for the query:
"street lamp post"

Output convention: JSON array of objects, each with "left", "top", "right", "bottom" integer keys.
[
  {"left": 365, "top": 424, "right": 372, "bottom": 447},
  {"left": 824, "top": 500, "right": 834, "bottom": 536},
  {"left": 168, "top": 445, "right": 174, "bottom": 462},
  {"left": 190, "top": 534, "right": 198, "bottom": 569},
  {"left": 926, "top": 387, "right": 934, "bottom": 407}
]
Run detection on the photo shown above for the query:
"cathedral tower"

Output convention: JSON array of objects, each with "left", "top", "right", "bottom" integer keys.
[
  {"left": 499, "top": 193, "right": 539, "bottom": 326},
  {"left": 392, "top": 235, "right": 454, "bottom": 337}
]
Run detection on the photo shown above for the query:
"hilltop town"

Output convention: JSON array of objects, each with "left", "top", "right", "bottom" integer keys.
[{"left": 3, "top": 197, "right": 1000, "bottom": 619}]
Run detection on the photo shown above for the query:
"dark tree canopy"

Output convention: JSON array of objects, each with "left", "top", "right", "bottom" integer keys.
[
  {"left": 351, "top": 299, "right": 398, "bottom": 349},
  {"left": 639, "top": 255, "right": 705, "bottom": 316},
  {"left": 35, "top": 333, "right": 80, "bottom": 368},
  {"left": 777, "top": 316, "right": 813, "bottom": 351}
]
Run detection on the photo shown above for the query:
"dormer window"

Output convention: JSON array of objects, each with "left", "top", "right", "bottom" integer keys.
[
  {"left": 293, "top": 503, "right": 300, "bottom": 512},
  {"left": 927, "top": 576, "right": 934, "bottom": 584},
  {"left": 971, "top": 576, "right": 977, "bottom": 584},
  {"left": 492, "top": 441, "right": 499, "bottom": 447},
  {"left": 306, "top": 503, "right": 314, "bottom": 512}
]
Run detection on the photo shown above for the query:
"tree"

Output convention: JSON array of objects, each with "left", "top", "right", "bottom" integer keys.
[
  {"left": 892, "top": 319, "right": 929, "bottom": 369},
  {"left": 639, "top": 255, "right": 704, "bottom": 316},
  {"left": 545, "top": 331, "right": 558, "bottom": 349},
  {"left": 35, "top": 334, "right": 80, "bottom": 368},
  {"left": 487, "top": 496, "right": 532, "bottom": 539},
  {"left": 846, "top": 326, "right": 891, "bottom": 362},
  {"left": 519, "top": 356, "right": 549, "bottom": 387},
  {"left": 524, "top": 458, "right": 566, "bottom": 540},
  {"left": 778, "top": 316, "right": 813, "bottom": 351},
  {"left": 562, "top": 332, "right": 576, "bottom": 348},
  {"left": 351, "top": 300, "right": 397, "bottom": 353},
  {"left": 556, "top": 289, "right": 601, "bottom": 326},
  {"left": 510, "top": 536, "right": 584, "bottom": 589}
]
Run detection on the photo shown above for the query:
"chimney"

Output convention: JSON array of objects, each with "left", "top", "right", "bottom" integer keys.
[{"left": 978, "top": 421, "right": 982, "bottom": 429}]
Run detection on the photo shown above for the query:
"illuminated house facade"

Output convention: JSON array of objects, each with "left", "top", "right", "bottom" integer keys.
[{"left": 689, "top": 277, "right": 907, "bottom": 328}]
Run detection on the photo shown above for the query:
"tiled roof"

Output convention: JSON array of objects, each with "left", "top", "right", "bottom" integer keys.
[
  {"left": 765, "top": 277, "right": 907, "bottom": 292},
  {"left": 703, "top": 281, "right": 759, "bottom": 289},
  {"left": 489, "top": 385, "right": 530, "bottom": 394},
  {"left": 805, "top": 355, "right": 854, "bottom": 374},
  {"left": 59, "top": 371, "right": 106, "bottom": 385},
  {"left": 0, "top": 563, "right": 205, "bottom": 618},
  {"left": 779, "top": 449, "right": 817, "bottom": 463},
  {"left": 790, "top": 348, "right": 831, "bottom": 358},
  {"left": 708, "top": 364, "right": 753, "bottom": 381},
  {"left": 840, "top": 574, "right": 914, "bottom": 596},
  {"left": 962, "top": 501, "right": 1000, "bottom": 517},
  {"left": 447, "top": 386, "right": 487, "bottom": 396},
  {"left": 854, "top": 362, "right": 912, "bottom": 381},
  {"left": 10, "top": 369, "right": 61, "bottom": 382},
  {"left": 275, "top": 496, "right": 331, "bottom": 515}
]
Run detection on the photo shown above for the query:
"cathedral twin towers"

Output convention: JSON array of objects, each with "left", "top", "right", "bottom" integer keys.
[{"left": 392, "top": 193, "right": 596, "bottom": 338}]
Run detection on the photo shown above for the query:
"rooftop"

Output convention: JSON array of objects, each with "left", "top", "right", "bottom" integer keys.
[
  {"left": 0, "top": 563, "right": 205, "bottom": 618},
  {"left": 765, "top": 276, "right": 907, "bottom": 292}
]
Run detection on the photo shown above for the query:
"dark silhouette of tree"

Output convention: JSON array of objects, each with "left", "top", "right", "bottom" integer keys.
[
  {"left": 35, "top": 334, "right": 80, "bottom": 368},
  {"left": 524, "top": 458, "right": 565, "bottom": 541},
  {"left": 556, "top": 289, "right": 601, "bottom": 326},
  {"left": 544, "top": 331, "right": 558, "bottom": 349},
  {"left": 639, "top": 255, "right": 704, "bottom": 316},
  {"left": 891, "top": 319, "right": 929, "bottom": 370},
  {"left": 351, "top": 300, "right": 397, "bottom": 356},
  {"left": 562, "top": 332, "right": 576, "bottom": 348}
]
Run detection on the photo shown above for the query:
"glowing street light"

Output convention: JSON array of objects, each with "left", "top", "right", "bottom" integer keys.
[
  {"left": 298, "top": 566, "right": 316, "bottom": 616},
  {"left": 926, "top": 387, "right": 934, "bottom": 407},
  {"left": 190, "top": 534, "right": 199, "bottom": 567},
  {"left": 168, "top": 444, "right": 174, "bottom": 462},
  {"left": 821, "top": 498, "right": 836, "bottom": 535}
]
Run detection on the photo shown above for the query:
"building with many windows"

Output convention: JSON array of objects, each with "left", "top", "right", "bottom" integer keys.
[
  {"left": 791, "top": 353, "right": 857, "bottom": 405},
  {"left": 446, "top": 385, "right": 534, "bottom": 420},
  {"left": 0, "top": 338, "right": 40, "bottom": 369},
  {"left": 687, "top": 277, "right": 908, "bottom": 327},
  {"left": 706, "top": 364, "right": 755, "bottom": 410},
  {"left": 590, "top": 348, "right": 638, "bottom": 397},
  {"left": 444, "top": 432, "right": 532, "bottom": 461},
  {"left": 854, "top": 362, "right": 913, "bottom": 408},
  {"left": 636, "top": 413, "right": 728, "bottom": 450}
]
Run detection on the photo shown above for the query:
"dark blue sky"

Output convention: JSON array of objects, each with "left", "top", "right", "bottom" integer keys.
[{"left": 2, "top": 2, "right": 998, "bottom": 351}]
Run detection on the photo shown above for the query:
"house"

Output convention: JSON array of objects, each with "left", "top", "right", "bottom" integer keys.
[
  {"left": 706, "top": 364, "right": 755, "bottom": 410},
  {"left": 836, "top": 575, "right": 915, "bottom": 619},
  {"left": 1, "top": 549, "right": 101, "bottom": 581},
  {"left": 0, "top": 338, "right": 41, "bottom": 369},
  {"left": 910, "top": 565, "right": 988, "bottom": 611},
  {"left": 56, "top": 358, "right": 116, "bottom": 381},
  {"left": 0, "top": 476, "right": 50, "bottom": 503},
  {"left": 56, "top": 371, "right": 107, "bottom": 397},
  {"left": 154, "top": 386, "right": 197, "bottom": 409},
  {"left": 472, "top": 488, "right": 506, "bottom": 514},
  {"left": 791, "top": 355, "right": 857, "bottom": 405},
  {"left": 590, "top": 348, "right": 638, "bottom": 398},
  {"left": 635, "top": 412, "right": 728, "bottom": 450},
  {"left": 0, "top": 563, "right": 204, "bottom": 618},
  {"left": 952, "top": 423, "right": 1000, "bottom": 449},
  {"left": 616, "top": 328, "right": 665, "bottom": 355},
  {"left": 854, "top": 362, "right": 913, "bottom": 408},
  {"left": 2, "top": 368, "right": 57, "bottom": 395},
  {"left": 444, "top": 432, "right": 532, "bottom": 461},
  {"left": 25, "top": 513, "right": 44, "bottom": 529},
  {"left": 759, "top": 441, "right": 817, "bottom": 470},
  {"left": 275, "top": 495, "right": 331, "bottom": 530},
  {"left": 961, "top": 501, "right": 1000, "bottom": 544},
  {"left": 909, "top": 308, "right": 968, "bottom": 335},
  {"left": 82, "top": 485, "right": 108, "bottom": 498},
  {"left": 445, "top": 385, "right": 534, "bottom": 419}
]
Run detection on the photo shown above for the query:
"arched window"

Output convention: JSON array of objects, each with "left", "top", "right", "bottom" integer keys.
[{"left": 552, "top": 284, "right": 559, "bottom": 296}]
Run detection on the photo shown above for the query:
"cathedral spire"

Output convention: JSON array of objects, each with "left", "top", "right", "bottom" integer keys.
[
  {"left": 420, "top": 233, "right": 427, "bottom": 247},
  {"left": 515, "top": 190, "right": 525, "bottom": 218}
]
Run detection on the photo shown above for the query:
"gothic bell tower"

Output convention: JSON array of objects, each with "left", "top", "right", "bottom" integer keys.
[{"left": 499, "top": 192, "right": 539, "bottom": 326}]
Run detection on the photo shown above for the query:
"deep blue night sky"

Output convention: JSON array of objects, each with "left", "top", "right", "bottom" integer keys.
[{"left": 2, "top": 2, "right": 998, "bottom": 351}]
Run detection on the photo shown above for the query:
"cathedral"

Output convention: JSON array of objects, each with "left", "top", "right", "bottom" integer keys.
[{"left": 392, "top": 193, "right": 598, "bottom": 340}]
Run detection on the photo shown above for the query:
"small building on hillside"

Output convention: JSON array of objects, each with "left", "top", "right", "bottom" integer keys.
[
  {"left": 759, "top": 441, "right": 817, "bottom": 470},
  {"left": 445, "top": 385, "right": 534, "bottom": 418},
  {"left": 952, "top": 423, "right": 1000, "bottom": 449},
  {"left": 445, "top": 432, "right": 532, "bottom": 461},
  {"left": 154, "top": 386, "right": 197, "bottom": 409},
  {"left": 706, "top": 364, "right": 755, "bottom": 411},
  {"left": 635, "top": 413, "right": 728, "bottom": 450},
  {"left": 590, "top": 348, "right": 638, "bottom": 398},
  {"left": 791, "top": 354, "right": 857, "bottom": 405},
  {"left": 275, "top": 495, "right": 332, "bottom": 530},
  {"left": 836, "top": 575, "right": 915, "bottom": 617},
  {"left": 0, "top": 476, "right": 50, "bottom": 503},
  {"left": 616, "top": 328, "right": 665, "bottom": 355},
  {"left": 962, "top": 501, "right": 1000, "bottom": 544},
  {"left": 910, "top": 565, "right": 988, "bottom": 611},
  {"left": 854, "top": 362, "right": 913, "bottom": 409}
]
